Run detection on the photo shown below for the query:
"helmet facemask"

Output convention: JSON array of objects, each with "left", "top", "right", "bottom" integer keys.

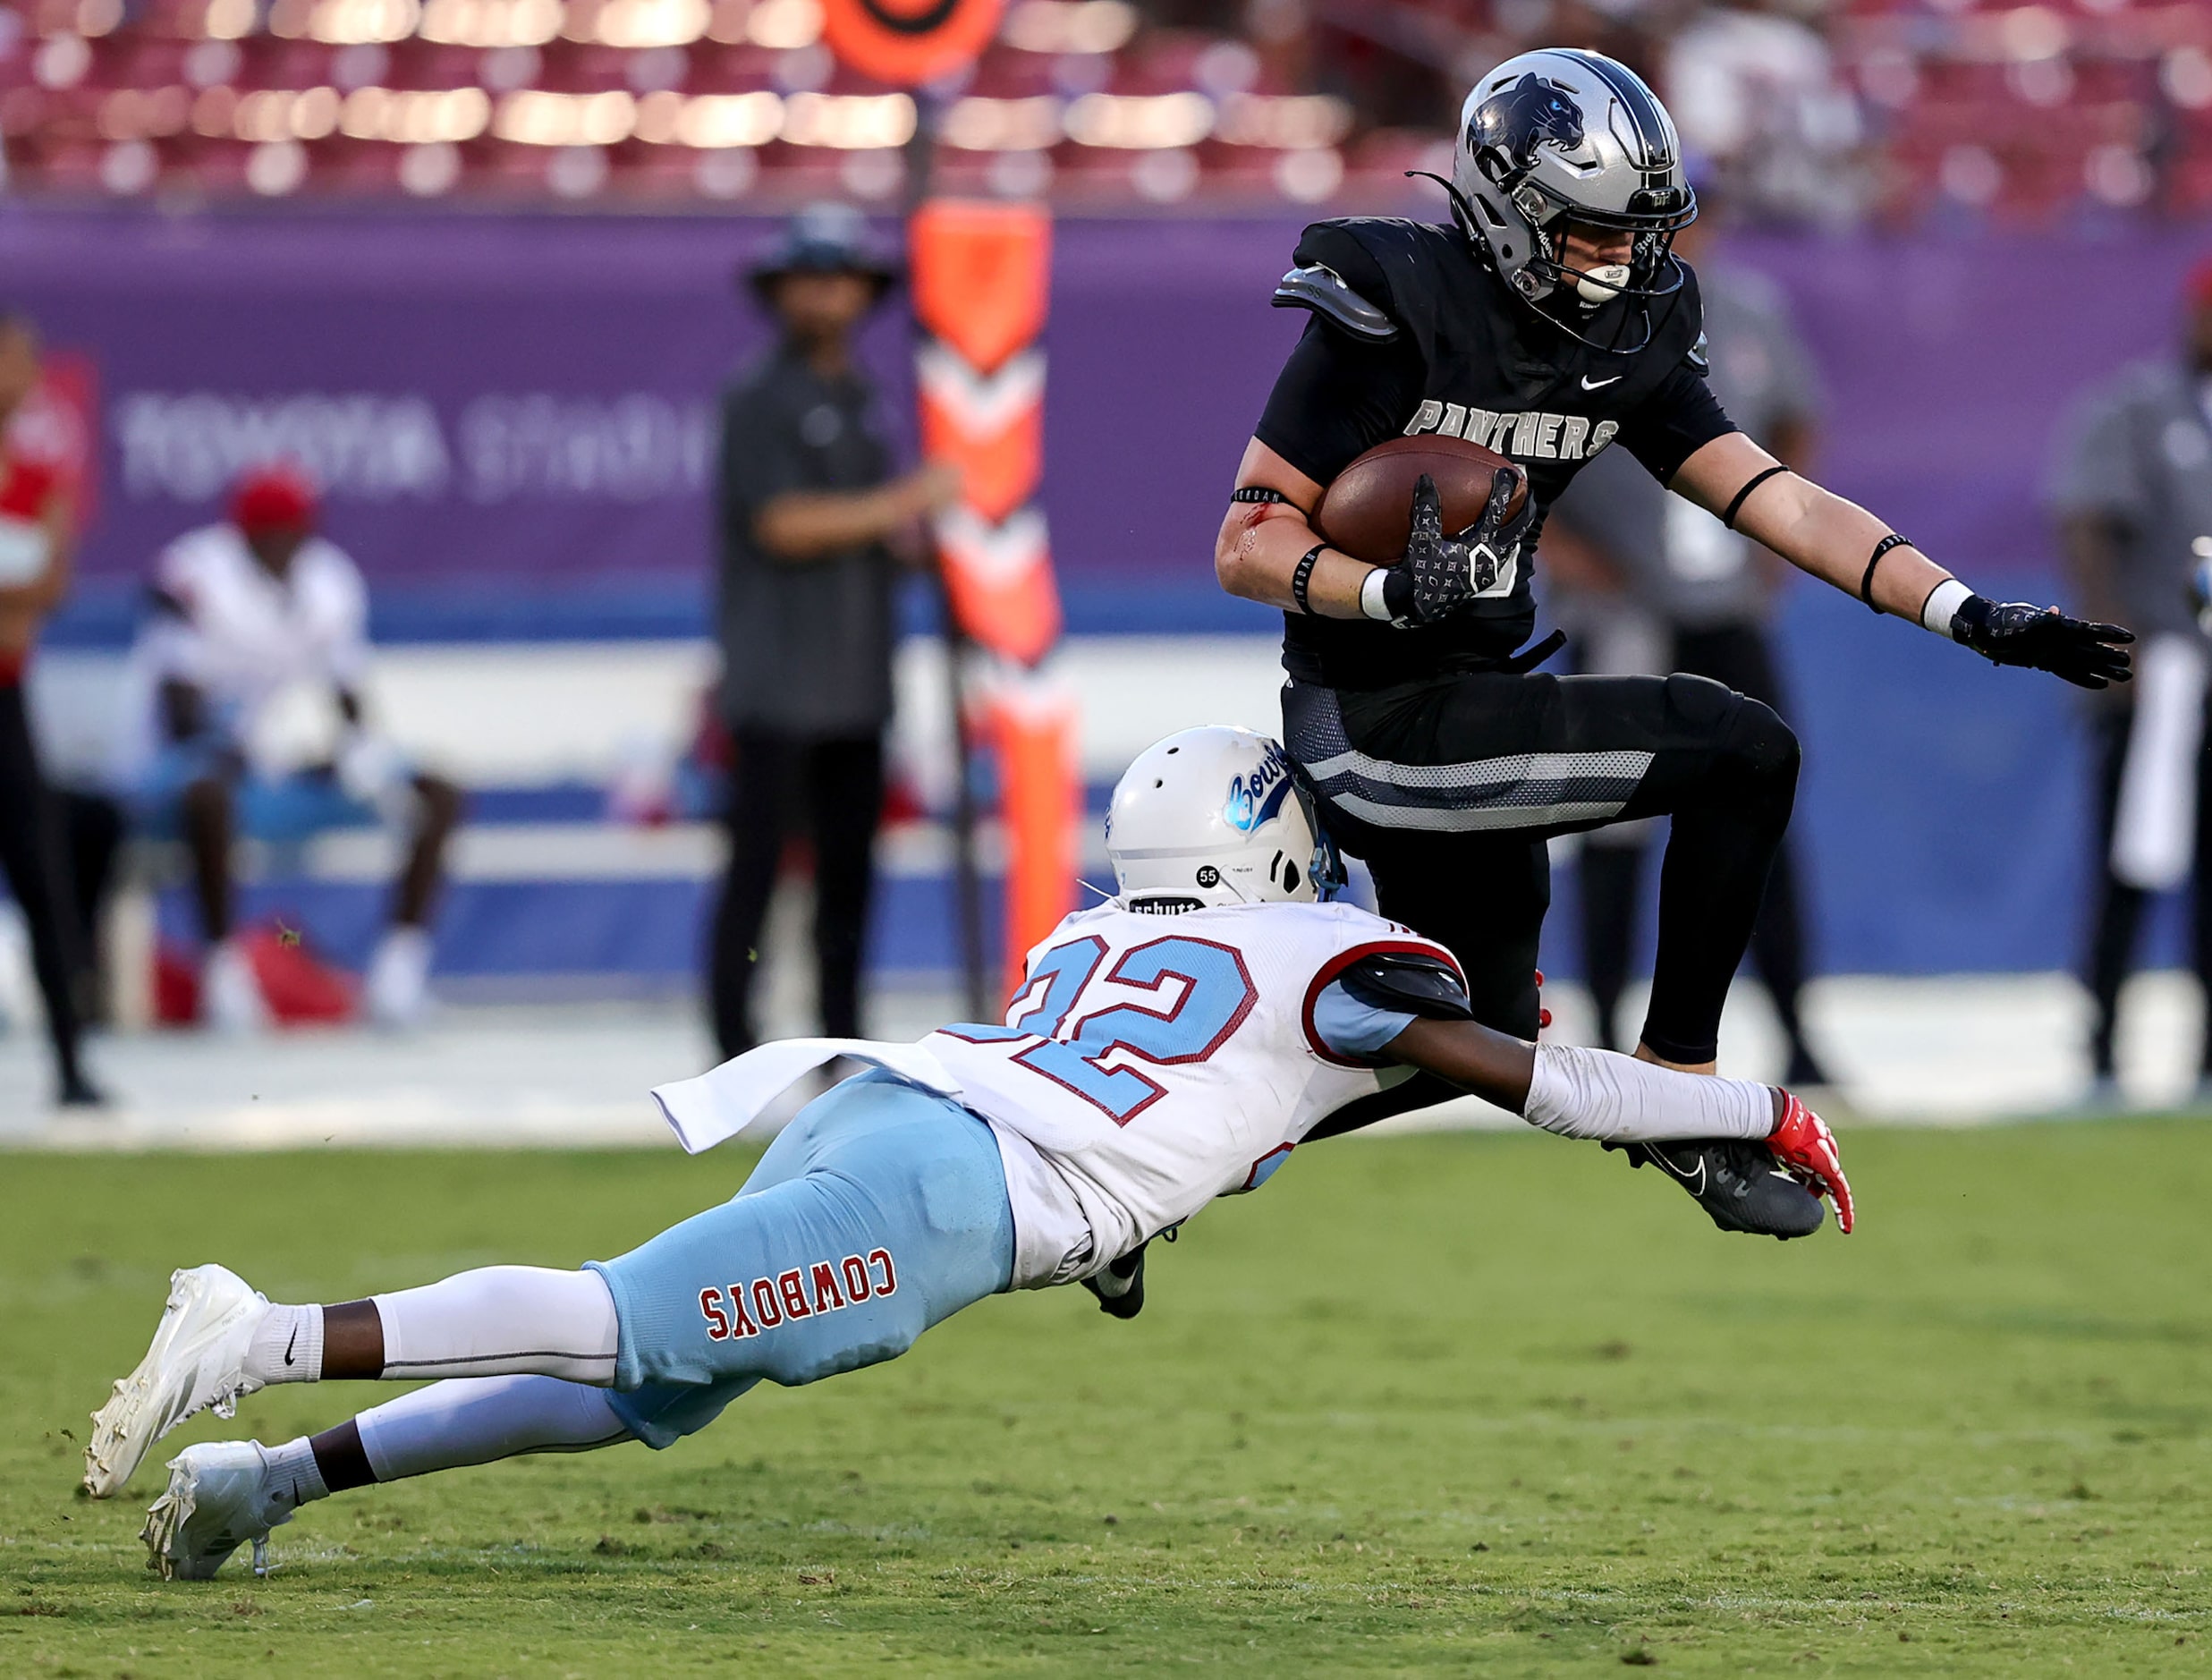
[{"left": 1510, "top": 178, "right": 1696, "bottom": 314}]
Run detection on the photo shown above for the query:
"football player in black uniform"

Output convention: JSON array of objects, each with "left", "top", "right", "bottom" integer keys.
[{"left": 1216, "top": 47, "right": 2133, "bottom": 1232}]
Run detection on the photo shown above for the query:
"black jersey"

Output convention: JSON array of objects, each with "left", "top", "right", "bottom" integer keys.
[{"left": 1255, "top": 217, "right": 1736, "bottom": 691}]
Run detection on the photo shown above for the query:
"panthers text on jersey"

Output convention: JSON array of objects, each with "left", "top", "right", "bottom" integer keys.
[
  {"left": 923, "top": 898, "right": 1459, "bottom": 1288},
  {"left": 1256, "top": 216, "right": 1736, "bottom": 691}
]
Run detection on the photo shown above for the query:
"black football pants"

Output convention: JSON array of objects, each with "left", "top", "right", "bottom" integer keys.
[
  {"left": 1579, "top": 624, "right": 1819, "bottom": 1060},
  {"left": 708, "top": 728, "right": 884, "bottom": 1060},
  {"left": 1286, "top": 666, "right": 1799, "bottom": 1067},
  {"left": 0, "top": 679, "right": 88, "bottom": 1093}
]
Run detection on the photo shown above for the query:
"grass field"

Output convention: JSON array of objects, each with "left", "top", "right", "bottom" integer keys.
[{"left": 4, "top": 1121, "right": 2209, "bottom": 1676}]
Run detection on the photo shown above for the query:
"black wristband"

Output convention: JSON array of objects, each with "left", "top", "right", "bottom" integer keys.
[
  {"left": 1232, "top": 486, "right": 1297, "bottom": 506},
  {"left": 1860, "top": 533, "right": 1915, "bottom": 612},
  {"left": 1721, "top": 464, "right": 1789, "bottom": 531},
  {"left": 1291, "top": 543, "right": 1325, "bottom": 615}
]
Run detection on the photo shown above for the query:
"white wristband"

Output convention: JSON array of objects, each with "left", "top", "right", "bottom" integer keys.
[
  {"left": 1920, "top": 578, "right": 1973, "bottom": 637},
  {"left": 1360, "top": 567, "right": 1394, "bottom": 622}
]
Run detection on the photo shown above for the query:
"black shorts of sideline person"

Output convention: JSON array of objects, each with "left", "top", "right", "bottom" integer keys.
[
  {"left": 707, "top": 729, "right": 885, "bottom": 1059},
  {"left": 0, "top": 676, "right": 96, "bottom": 1103}
]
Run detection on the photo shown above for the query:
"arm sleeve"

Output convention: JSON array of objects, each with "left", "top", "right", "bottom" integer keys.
[
  {"left": 1309, "top": 977, "right": 1417, "bottom": 1060},
  {"left": 1615, "top": 357, "right": 1741, "bottom": 484},
  {"left": 141, "top": 548, "right": 208, "bottom": 685},
  {"left": 1253, "top": 317, "right": 1428, "bottom": 488},
  {"left": 2046, "top": 387, "right": 2146, "bottom": 526},
  {"left": 1522, "top": 1043, "right": 1775, "bottom": 1141},
  {"left": 325, "top": 554, "right": 372, "bottom": 690}
]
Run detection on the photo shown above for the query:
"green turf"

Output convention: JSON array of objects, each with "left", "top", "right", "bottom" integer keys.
[{"left": 4, "top": 1123, "right": 2209, "bottom": 1676}]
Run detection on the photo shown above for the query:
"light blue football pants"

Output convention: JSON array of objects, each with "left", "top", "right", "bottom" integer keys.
[{"left": 586, "top": 1070, "right": 1016, "bottom": 1449}]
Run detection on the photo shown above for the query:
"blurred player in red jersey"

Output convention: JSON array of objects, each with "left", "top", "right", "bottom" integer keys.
[
  {"left": 121, "top": 463, "right": 464, "bottom": 1032},
  {"left": 0, "top": 310, "right": 101, "bottom": 1107}
]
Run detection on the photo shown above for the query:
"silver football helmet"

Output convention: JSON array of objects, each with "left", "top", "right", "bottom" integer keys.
[{"left": 1445, "top": 47, "right": 1696, "bottom": 351}]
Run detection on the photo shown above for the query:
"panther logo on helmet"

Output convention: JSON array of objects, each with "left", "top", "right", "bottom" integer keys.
[{"left": 1468, "top": 72, "right": 1584, "bottom": 181}]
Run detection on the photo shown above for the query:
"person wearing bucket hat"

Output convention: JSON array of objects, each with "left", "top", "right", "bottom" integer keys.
[
  {"left": 742, "top": 201, "right": 901, "bottom": 305},
  {"left": 709, "top": 205, "right": 960, "bottom": 1059}
]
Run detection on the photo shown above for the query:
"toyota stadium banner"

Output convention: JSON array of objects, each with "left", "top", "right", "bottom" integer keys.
[{"left": 3, "top": 208, "right": 2207, "bottom": 647}]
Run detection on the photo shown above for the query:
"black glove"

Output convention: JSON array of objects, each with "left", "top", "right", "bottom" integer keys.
[
  {"left": 1378, "top": 469, "right": 1532, "bottom": 626},
  {"left": 1953, "top": 595, "right": 2134, "bottom": 690}
]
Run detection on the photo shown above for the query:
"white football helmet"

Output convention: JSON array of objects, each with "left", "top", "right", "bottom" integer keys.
[{"left": 1105, "top": 726, "right": 1343, "bottom": 912}]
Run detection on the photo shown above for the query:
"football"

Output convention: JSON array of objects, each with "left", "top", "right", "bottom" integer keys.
[{"left": 1315, "top": 434, "right": 1530, "bottom": 564}]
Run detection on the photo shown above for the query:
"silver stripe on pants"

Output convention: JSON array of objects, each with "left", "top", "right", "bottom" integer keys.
[{"left": 1301, "top": 744, "right": 1655, "bottom": 832}]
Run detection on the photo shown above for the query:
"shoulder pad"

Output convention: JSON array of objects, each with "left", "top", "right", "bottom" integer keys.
[
  {"left": 1271, "top": 262, "right": 1400, "bottom": 344},
  {"left": 1687, "top": 331, "right": 1710, "bottom": 376},
  {"left": 1338, "top": 950, "right": 1472, "bottom": 1021}
]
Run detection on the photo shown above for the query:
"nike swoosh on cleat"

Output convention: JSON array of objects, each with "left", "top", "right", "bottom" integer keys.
[
  {"left": 1649, "top": 1150, "right": 1707, "bottom": 1195},
  {"left": 1581, "top": 374, "right": 1623, "bottom": 390},
  {"left": 284, "top": 1326, "right": 298, "bottom": 1367}
]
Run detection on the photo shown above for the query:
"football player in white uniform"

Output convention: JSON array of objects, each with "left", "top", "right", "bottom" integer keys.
[{"left": 84, "top": 726, "right": 1850, "bottom": 1582}]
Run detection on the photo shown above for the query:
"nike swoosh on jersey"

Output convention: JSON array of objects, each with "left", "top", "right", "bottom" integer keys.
[{"left": 1580, "top": 374, "right": 1623, "bottom": 390}]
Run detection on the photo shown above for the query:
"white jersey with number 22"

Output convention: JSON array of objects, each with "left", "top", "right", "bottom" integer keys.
[{"left": 921, "top": 899, "right": 1459, "bottom": 1288}]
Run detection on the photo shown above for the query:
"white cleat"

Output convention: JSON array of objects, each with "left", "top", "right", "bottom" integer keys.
[
  {"left": 142, "top": 1441, "right": 298, "bottom": 1581},
  {"left": 85, "top": 1265, "right": 269, "bottom": 1498}
]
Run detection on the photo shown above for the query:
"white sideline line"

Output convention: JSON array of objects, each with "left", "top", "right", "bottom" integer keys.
[
  {"left": 284, "top": 819, "right": 1037, "bottom": 885},
  {"left": 2, "top": 972, "right": 2205, "bottom": 1151}
]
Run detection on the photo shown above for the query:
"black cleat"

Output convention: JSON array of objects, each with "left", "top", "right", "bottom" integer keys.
[
  {"left": 1081, "top": 1243, "right": 1147, "bottom": 1319},
  {"left": 1607, "top": 1137, "right": 1826, "bottom": 1240}
]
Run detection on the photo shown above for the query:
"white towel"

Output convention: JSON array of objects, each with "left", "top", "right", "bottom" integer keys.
[
  {"left": 649, "top": 1038, "right": 963, "bottom": 1154},
  {"left": 2111, "top": 633, "right": 2209, "bottom": 892}
]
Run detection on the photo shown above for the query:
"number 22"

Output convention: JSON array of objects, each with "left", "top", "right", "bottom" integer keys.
[{"left": 949, "top": 935, "right": 1258, "bottom": 1125}]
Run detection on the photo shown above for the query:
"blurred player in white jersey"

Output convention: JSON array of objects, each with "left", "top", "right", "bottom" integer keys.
[
  {"left": 119, "top": 462, "right": 462, "bottom": 1031},
  {"left": 83, "top": 726, "right": 1850, "bottom": 1581}
]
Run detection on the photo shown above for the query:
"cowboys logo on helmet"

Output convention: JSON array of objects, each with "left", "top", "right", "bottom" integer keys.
[{"left": 1447, "top": 48, "right": 1697, "bottom": 352}]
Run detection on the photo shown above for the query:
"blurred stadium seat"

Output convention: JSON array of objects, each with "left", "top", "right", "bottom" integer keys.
[{"left": 1, "top": 0, "right": 2193, "bottom": 219}]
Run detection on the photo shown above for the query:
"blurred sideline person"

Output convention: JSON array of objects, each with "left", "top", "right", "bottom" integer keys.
[
  {"left": 708, "top": 205, "right": 958, "bottom": 1058},
  {"left": 2048, "top": 260, "right": 2212, "bottom": 1099},
  {"left": 1545, "top": 178, "right": 1831, "bottom": 1084},
  {"left": 121, "top": 463, "right": 462, "bottom": 1032},
  {"left": 82, "top": 726, "right": 1851, "bottom": 1580},
  {"left": 0, "top": 310, "right": 100, "bottom": 1106}
]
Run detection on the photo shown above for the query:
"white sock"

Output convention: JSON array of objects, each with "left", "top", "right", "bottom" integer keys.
[
  {"left": 261, "top": 1435, "right": 331, "bottom": 1507},
  {"left": 245, "top": 1304, "right": 325, "bottom": 1385},
  {"left": 356, "top": 1375, "right": 632, "bottom": 1483},
  {"left": 372, "top": 1267, "right": 619, "bottom": 1384},
  {"left": 1523, "top": 1043, "right": 1776, "bottom": 1143}
]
